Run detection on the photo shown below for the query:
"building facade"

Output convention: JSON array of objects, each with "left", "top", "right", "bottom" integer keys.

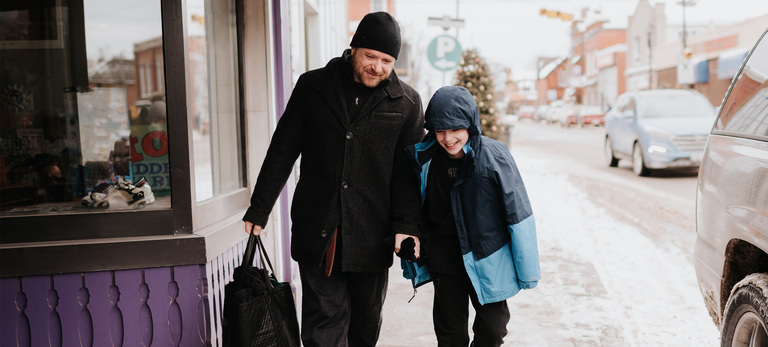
[
  {"left": 0, "top": 0, "right": 347, "bottom": 345},
  {"left": 625, "top": 0, "right": 667, "bottom": 91},
  {"left": 581, "top": 21, "right": 626, "bottom": 109},
  {"left": 651, "top": 14, "right": 768, "bottom": 106}
]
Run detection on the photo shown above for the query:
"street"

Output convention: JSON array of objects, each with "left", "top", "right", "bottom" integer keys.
[{"left": 378, "top": 121, "right": 719, "bottom": 346}]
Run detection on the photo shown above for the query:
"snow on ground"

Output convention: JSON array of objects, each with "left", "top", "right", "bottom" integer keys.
[{"left": 503, "top": 151, "right": 720, "bottom": 346}]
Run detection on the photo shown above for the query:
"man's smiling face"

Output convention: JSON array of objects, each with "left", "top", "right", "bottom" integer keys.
[{"left": 351, "top": 47, "right": 395, "bottom": 88}]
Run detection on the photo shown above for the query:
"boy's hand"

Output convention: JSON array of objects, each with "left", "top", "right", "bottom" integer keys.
[
  {"left": 394, "top": 233, "right": 420, "bottom": 261},
  {"left": 244, "top": 221, "right": 263, "bottom": 235}
]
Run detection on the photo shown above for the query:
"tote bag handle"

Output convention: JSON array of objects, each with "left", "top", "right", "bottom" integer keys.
[{"left": 242, "top": 232, "right": 277, "bottom": 276}]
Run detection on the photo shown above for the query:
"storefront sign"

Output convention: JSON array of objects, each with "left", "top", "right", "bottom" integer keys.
[
  {"left": 130, "top": 125, "right": 170, "bottom": 195},
  {"left": 705, "top": 35, "right": 737, "bottom": 53},
  {"left": 595, "top": 53, "right": 615, "bottom": 69},
  {"left": 677, "top": 58, "right": 695, "bottom": 85}
]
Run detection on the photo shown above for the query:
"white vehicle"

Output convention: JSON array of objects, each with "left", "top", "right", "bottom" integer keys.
[{"left": 694, "top": 27, "right": 768, "bottom": 346}]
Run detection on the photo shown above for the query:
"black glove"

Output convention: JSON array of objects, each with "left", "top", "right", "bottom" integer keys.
[{"left": 396, "top": 237, "right": 418, "bottom": 262}]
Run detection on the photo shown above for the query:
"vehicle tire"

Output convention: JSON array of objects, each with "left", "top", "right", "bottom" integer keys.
[
  {"left": 604, "top": 137, "right": 619, "bottom": 167},
  {"left": 721, "top": 274, "right": 768, "bottom": 347},
  {"left": 632, "top": 142, "right": 650, "bottom": 176}
]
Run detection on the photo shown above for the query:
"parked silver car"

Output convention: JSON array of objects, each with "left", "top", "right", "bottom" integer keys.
[
  {"left": 603, "top": 89, "right": 716, "bottom": 176},
  {"left": 694, "top": 27, "right": 768, "bottom": 346}
]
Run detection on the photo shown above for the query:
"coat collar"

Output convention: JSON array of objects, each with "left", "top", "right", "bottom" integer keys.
[
  {"left": 306, "top": 50, "right": 407, "bottom": 125},
  {"left": 410, "top": 136, "right": 476, "bottom": 183}
]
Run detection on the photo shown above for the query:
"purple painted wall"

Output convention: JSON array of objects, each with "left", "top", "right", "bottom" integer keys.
[{"left": 0, "top": 265, "right": 213, "bottom": 347}]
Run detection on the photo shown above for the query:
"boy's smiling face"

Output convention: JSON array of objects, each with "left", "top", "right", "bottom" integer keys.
[{"left": 435, "top": 129, "right": 469, "bottom": 159}]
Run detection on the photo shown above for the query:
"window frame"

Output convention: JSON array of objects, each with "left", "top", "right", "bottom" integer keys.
[
  {"left": 0, "top": 0, "right": 191, "bottom": 243},
  {"left": 0, "top": 0, "right": 257, "bottom": 277}
]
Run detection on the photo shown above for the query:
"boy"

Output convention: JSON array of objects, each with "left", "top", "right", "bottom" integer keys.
[{"left": 404, "top": 86, "right": 540, "bottom": 346}]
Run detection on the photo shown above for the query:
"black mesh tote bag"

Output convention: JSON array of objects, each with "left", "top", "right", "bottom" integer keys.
[{"left": 222, "top": 233, "right": 300, "bottom": 347}]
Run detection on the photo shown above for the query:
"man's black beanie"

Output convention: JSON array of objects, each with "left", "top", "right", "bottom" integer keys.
[{"left": 350, "top": 12, "right": 401, "bottom": 60}]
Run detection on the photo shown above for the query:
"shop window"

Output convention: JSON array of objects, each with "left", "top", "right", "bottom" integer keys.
[
  {"left": 0, "top": 0, "right": 170, "bottom": 217},
  {"left": 187, "top": 0, "right": 244, "bottom": 202}
]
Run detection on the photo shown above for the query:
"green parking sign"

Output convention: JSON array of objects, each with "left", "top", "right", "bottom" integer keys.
[{"left": 428, "top": 35, "right": 462, "bottom": 71}]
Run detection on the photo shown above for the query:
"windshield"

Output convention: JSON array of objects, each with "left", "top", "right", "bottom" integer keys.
[{"left": 638, "top": 93, "right": 715, "bottom": 118}]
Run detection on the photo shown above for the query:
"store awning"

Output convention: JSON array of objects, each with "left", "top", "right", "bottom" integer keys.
[
  {"left": 717, "top": 49, "right": 749, "bottom": 80},
  {"left": 695, "top": 60, "right": 709, "bottom": 83}
]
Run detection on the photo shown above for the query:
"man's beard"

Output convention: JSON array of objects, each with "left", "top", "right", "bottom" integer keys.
[{"left": 351, "top": 52, "right": 390, "bottom": 88}]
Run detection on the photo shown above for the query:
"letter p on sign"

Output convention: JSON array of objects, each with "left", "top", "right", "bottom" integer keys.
[
  {"left": 436, "top": 36, "right": 455, "bottom": 58},
  {"left": 428, "top": 35, "right": 461, "bottom": 71}
]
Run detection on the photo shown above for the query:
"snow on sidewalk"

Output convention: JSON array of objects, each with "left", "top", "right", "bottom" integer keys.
[{"left": 503, "top": 151, "right": 719, "bottom": 346}]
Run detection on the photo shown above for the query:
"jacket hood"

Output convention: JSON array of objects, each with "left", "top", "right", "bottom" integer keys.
[{"left": 424, "top": 86, "right": 481, "bottom": 144}]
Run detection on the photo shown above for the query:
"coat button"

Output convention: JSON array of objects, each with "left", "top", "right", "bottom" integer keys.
[
  {"left": 341, "top": 181, "right": 349, "bottom": 189},
  {"left": 320, "top": 230, "right": 328, "bottom": 238},
  {"left": 345, "top": 132, "right": 354, "bottom": 140}
]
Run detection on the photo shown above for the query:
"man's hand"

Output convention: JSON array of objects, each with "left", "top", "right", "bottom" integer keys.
[
  {"left": 244, "top": 221, "right": 264, "bottom": 235},
  {"left": 394, "top": 233, "right": 420, "bottom": 260}
]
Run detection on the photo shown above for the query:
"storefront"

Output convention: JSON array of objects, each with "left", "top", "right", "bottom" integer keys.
[{"left": 0, "top": 0, "right": 293, "bottom": 345}]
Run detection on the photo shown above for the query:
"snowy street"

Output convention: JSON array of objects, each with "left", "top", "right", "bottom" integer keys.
[{"left": 379, "top": 121, "right": 719, "bottom": 346}]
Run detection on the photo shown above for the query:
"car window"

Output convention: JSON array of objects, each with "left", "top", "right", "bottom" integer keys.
[
  {"left": 638, "top": 93, "right": 714, "bottom": 118},
  {"left": 715, "top": 30, "right": 768, "bottom": 138}
]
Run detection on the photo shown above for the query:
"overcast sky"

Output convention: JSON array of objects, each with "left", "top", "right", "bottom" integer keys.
[{"left": 394, "top": 0, "right": 768, "bottom": 89}]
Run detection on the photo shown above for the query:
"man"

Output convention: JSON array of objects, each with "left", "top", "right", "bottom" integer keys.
[{"left": 242, "top": 12, "right": 424, "bottom": 347}]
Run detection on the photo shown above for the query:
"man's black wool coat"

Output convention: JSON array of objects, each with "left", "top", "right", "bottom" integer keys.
[{"left": 243, "top": 50, "right": 425, "bottom": 272}]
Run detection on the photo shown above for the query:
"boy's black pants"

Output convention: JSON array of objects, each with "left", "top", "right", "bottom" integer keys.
[{"left": 432, "top": 271, "right": 510, "bottom": 347}]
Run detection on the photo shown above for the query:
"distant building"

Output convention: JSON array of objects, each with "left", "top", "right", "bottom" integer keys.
[
  {"left": 505, "top": 70, "right": 537, "bottom": 113},
  {"left": 625, "top": 0, "right": 667, "bottom": 91},
  {"left": 581, "top": 21, "right": 626, "bottom": 109},
  {"left": 537, "top": 56, "right": 568, "bottom": 105}
]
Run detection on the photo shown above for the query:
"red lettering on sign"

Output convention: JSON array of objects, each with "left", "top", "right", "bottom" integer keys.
[
  {"left": 141, "top": 131, "right": 168, "bottom": 157},
  {"left": 130, "top": 136, "right": 143, "bottom": 162}
]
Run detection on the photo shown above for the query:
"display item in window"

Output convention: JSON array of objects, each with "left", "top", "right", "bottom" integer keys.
[{"left": 81, "top": 177, "right": 154, "bottom": 209}]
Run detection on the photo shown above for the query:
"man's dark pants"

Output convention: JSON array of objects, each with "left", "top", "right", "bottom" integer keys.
[
  {"left": 298, "top": 263, "right": 389, "bottom": 347},
  {"left": 432, "top": 271, "right": 510, "bottom": 347}
]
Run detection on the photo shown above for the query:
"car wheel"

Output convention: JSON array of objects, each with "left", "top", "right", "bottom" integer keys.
[
  {"left": 722, "top": 274, "right": 768, "bottom": 347},
  {"left": 604, "top": 137, "right": 619, "bottom": 167},
  {"left": 632, "top": 142, "right": 650, "bottom": 176}
]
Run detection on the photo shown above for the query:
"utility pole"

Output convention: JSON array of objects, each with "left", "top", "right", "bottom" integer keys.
[
  {"left": 427, "top": 6, "right": 464, "bottom": 86},
  {"left": 677, "top": 0, "right": 697, "bottom": 51},
  {"left": 677, "top": 0, "right": 697, "bottom": 88}
]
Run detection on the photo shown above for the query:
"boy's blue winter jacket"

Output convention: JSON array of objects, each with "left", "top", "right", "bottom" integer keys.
[{"left": 402, "top": 86, "right": 541, "bottom": 305}]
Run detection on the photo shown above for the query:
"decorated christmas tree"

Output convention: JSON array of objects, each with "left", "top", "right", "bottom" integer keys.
[{"left": 455, "top": 49, "right": 500, "bottom": 140}]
